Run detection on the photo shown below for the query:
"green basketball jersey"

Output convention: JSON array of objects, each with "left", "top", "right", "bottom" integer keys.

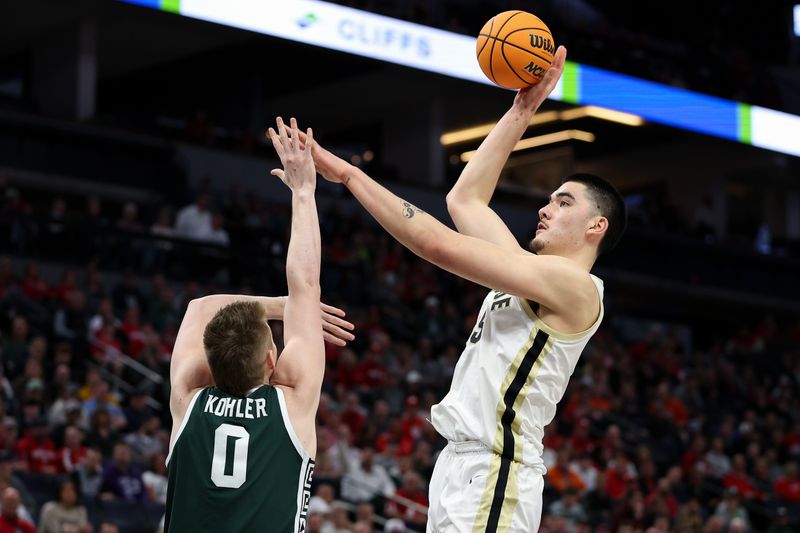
[{"left": 165, "top": 385, "right": 314, "bottom": 532}]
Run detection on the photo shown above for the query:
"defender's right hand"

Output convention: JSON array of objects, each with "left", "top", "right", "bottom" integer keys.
[{"left": 268, "top": 117, "right": 316, "bottom": 192}]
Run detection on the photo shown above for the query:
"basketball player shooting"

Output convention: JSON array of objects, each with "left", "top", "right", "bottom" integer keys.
[
  {"left": 164, "top": 119, "right": 354, "bottom": 532},
  {"left": 285, "top": 45, "right": 627, "bottom": 532}
]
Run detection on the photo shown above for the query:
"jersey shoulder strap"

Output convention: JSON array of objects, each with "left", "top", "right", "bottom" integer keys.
[{"left": 166, "top": 387, "right": 205, "bottom": 465}]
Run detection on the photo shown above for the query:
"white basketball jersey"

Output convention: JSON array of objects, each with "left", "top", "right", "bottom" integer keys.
[{"left": 430, "top": 275, "right": 604, "bottom": 473}]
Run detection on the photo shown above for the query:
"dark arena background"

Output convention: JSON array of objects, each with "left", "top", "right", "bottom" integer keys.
[{"left": 1, "top": 1, "right": 800, "bottom": 532}]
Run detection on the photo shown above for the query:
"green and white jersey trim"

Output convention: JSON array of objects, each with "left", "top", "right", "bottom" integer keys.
[
  {"left": 166, "top": 388, "right": 203, "bottom": 466},
  {"left": 275, "top": 387, "right": 315, "bottom": 533}
]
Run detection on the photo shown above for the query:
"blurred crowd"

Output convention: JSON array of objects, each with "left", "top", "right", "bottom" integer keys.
[
  {"left": 2, "top": 170, "right": 793, "bottom": 286},
  {"left": 0, "top": 175, "right": 799, "bottom": 532}
]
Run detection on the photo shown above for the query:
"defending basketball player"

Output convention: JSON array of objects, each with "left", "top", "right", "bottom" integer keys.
[
  {"left": 164, "top": 119, "right": 353, "bottom": 532},
  {"left": 284, "top": 45, "right": 626, "bottom": 532}
]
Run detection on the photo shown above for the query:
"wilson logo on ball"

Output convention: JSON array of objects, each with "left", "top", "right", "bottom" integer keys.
[{"left": 529, "top": 34, "right": 555, "bottom": 54}]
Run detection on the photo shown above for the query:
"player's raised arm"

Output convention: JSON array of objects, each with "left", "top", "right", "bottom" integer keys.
[
  {"left": 267, "top": 117, "right": 325, "bottom": 409},
  {"left": 285, "top": 120, "right": 598, "bottom": 330},
  {"left": 343, "top": 167, "right": 597, "bottom": 328},
  {"left": 446, "top": 46, "right": 566, "bottom": 252}
]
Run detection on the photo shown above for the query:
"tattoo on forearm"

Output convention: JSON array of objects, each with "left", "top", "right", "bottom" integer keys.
[
  {"left": 402, "top": 201, "right": 426, "bottom": 219},
  {"left": 343, "top": 175, "right": 352, "bottom": 185}
]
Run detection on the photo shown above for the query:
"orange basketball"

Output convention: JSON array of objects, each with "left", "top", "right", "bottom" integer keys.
[{"left": 476, "top": 11, "right": 555, "bottom": 89}]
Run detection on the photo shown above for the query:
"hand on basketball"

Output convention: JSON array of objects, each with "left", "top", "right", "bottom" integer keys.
[
  {"left": 514, "top": 45, "right": 567, "bottom": 113},
  {"left": 279, "top": 122, "right": 352, "bottom": 186},
  {"left": 268, "top": 117, "right": 316, "bottom": 192},
  {"left": 320, "top": 302, "right": 356, "bottom": 346}
]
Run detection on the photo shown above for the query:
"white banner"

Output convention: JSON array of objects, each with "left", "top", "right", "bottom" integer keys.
[
  {"left": 182, "top": 0, "right": 490, "bottom": 84},
  {"left": 752, "top": 106, "right": 800, "bottom": 157}
]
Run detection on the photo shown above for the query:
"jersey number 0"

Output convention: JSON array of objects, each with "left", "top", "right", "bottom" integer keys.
[{"left": 211, "top": 424, "right": 250, "bottom": 488}]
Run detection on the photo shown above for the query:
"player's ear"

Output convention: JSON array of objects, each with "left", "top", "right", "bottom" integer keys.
[
  {"left": 587, "top": 215, "right": 607, "bottom": 237},
  {"left": 265, "top": 348, "right": 276, "bottom": 371}
]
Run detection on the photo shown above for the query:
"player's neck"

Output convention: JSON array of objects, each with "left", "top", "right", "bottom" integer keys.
[{"left": 546, "top": 248, "right": 596, "bottom": 271}]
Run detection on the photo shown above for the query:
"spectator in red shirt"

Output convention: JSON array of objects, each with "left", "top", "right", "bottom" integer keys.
[
  {"left": 562, "top": 383, "right": 592, "bottom": 423},
  {"left": 605, "top": 452, "right": 637, "bottom": 501},
  {"left": 637, "top": 458, "right": 659, "bottom": 495},
  {"left": 723, "top": 454, "right": 760, "bottom": 499},
  {"left": 773, "top": 462, "right": 800, "bottom": 504},
  {"left": 20, "top": 261, "right": 48, "bottom": 302},
  {"left": 681, "top": 435, "right": 707, "bottom": 474},
  {"left": 0, "top": 488, "right": 35, "bottom": 533},
  {"left": 400, "top": 396, "right": 425, "bottom": 449},
  {"left": 385, "top": 471, "right": 428, "bottom": 527},
  {"left": 120, "top": 306, "right": 147, "bottom": 357},
  {"left": 570, "top": 418, "right": 596, "bottom": 455},
  {"left": 15, "top": 416, "right": 58, "bottom": 474},
  {"left": 50, "top": 269, "right": 78, "bottom": 304},
  {"left": 91, "top": 322, "right": 123, "bottom": 365},
  {"left": 376, "top": 419, "right": 413, "bottom": 456},
  {"left": 340, "top": 392, "right": 367, "bottom": 437},
  {"left": 646, "top": 478, "right": 679, "bottom": 518},
  {"left": 601, "top": 425, "right": 624, "bottom": 457},
  {"left": 333, "top": 349, "right": 358, "bottom": 390},
  {"left": 60, "top": 426, "right": 88, "bottom": 474},
  {"left": 353, "top": 343, "right": 389, "bottom": 390}
]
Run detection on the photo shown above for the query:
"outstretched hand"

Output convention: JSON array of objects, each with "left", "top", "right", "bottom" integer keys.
[
  {"left": 513, "top": 45, "right": 567, "bottom": 113},
  {"left": 268, "top": 117, "right": 316, "bottom": 192},
  {"left": 319, "top": 302, "right": 356, "bottom": 346},
  {"left": 279, "top": 122, "right": 352, "bottom": 185}
]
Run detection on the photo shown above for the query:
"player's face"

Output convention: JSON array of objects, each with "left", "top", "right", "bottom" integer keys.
[{"left": 529, "top": 182, "right": 596, "bottom": 255}]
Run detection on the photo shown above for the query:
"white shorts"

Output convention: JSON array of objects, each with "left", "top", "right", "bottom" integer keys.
[{"left": 427, "top": 442, "right": 544, "bottom": 533}]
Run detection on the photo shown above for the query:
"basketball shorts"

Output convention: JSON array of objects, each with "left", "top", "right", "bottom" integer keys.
[{"left": 427, "top": 441, "right": 544, "bottom": 533}]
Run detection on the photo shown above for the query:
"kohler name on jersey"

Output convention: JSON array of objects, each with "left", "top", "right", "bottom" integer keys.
[{"left": 203, "top": 394, "right": 268, "bottom": 419}]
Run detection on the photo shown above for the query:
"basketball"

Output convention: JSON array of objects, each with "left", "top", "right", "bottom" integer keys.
[{"left": 476, "top": 10, "right": 555, "bottom": 89}]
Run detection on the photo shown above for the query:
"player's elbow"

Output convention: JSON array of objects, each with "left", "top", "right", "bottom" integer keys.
[
  {"left": 286, "top": 257, "right": 321, "bottom": 294},
  {"left": 186, "top": 295, "right": 213, "bottom": 312},
  {"left": 446, "top": 193, "right": 481, "bottom": 225},
  {"left": 287, "top": 275, "right": 321, "bottom": 296},
  {"left": 445, "top": 190, "right": 467, "bottom": 216}
]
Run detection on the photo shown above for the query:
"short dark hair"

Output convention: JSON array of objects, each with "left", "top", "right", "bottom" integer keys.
[
  {"left": 562, "top": 173, "right": 627, "bottom": 256},
  {"left": 203, "top": 302, "right": 272, "bottom": 396},
  {"left": 58, "top": 479, "right": 77, "bottom": 500}
]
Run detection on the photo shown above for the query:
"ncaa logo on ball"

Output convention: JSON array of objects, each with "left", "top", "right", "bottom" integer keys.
[{"left": 523, "top": 61, "right": 546, "bottom": 79}]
